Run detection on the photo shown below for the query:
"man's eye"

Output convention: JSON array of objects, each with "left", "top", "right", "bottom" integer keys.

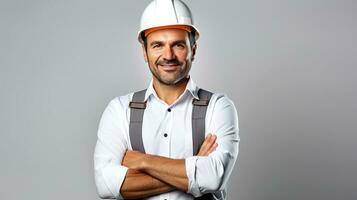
[
  {"left": 152, "top": 44, "right": 161, "bottom": 48},
  {"left": 175, "top": 44, "right": 185, "bottom": 48}
]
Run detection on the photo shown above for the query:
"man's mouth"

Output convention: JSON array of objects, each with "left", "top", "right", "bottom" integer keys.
[{"left": 159, "top": 64, "right": 178, "bottom": 71}]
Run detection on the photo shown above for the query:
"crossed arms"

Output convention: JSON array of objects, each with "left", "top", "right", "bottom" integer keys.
[{"left": 120, "top": 134, "right": 218, "bottom": 199}]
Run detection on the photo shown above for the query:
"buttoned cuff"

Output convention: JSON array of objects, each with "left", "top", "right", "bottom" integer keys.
[
  {"left": 102, "top": 164, "right": 128, "bottom": 199},
  {"left": 185, "top": 156, "right": 202, "bottom": 197}
]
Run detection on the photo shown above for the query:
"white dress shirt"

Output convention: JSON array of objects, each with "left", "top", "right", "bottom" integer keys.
[{"left": 94, "top": 77, "right": 240, "bottom": 200}]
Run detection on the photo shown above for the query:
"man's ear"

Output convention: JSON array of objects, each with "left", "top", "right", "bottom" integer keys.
[
  {"left": 191, "top": 43, "right": 197, "bottom": 62},
  {"left": 142, "top": 44, "right": 148, "bottom": 62}
]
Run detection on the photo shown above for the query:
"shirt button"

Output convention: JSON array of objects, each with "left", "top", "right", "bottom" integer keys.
[
  {"left": 167, "top": 108, "right": 171, "bottom": 112},
  {"left": 164, "top": 133, "right": 168, "bottom": 137}
]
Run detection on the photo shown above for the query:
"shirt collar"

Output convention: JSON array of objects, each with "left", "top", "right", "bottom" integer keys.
[{"left": 144, "top": 76, "right": 200, "bottom": 102}]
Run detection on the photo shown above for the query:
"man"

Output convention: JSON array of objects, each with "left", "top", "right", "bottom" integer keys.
[{"left": 94, "top": 0, "right": 239, "bottom": 199}]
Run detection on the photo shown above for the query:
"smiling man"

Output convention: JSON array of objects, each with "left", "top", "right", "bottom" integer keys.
[
  {"left": 94, "top": 0, "right": 240, "bottom": 200},
  {"left": 145, "top": 28, "right": 194, "bottom": 87}
]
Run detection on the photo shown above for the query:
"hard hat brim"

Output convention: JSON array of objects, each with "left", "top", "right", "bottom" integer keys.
[
  {"left": 144, "top": 25, "right": 192, "bottom": 37},
  {"left": 138, "top": 24, "right": 200, "bottom": 44}
]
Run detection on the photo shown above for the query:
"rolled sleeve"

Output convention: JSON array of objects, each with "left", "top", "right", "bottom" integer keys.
[
  {"left": 185, "top": 94, "right": 240, "bottom": 197},
  {"left": 185, "top": 156, "right": 200, "bottom": 196},
  {"left": 93, "top": 98, "right": 129, "bottom": 199},
  {"left": 94, "top": 140, "right": 128, "bottom": 199}
]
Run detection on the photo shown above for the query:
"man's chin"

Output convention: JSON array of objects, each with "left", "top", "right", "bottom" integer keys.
[
  {"left": 158, "top": 79, "right": 178, "bottom": 85},
  {"left": 157, "top": 76, "right": 189, "bottom": 86}
]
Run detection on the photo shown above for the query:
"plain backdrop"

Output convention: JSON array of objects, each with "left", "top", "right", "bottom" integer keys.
[{"left": 1, "top": 0, "right": 356, "bottom": 200}]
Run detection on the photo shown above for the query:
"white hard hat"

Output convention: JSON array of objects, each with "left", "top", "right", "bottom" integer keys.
[{"left": 138, "top": 0, "right": 200, "bottom": 43}]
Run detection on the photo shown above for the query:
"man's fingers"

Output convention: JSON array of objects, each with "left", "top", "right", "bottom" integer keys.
[
  {"left": 205, "top": 134, "right": 216, "bottom": 148},
  {"left": 199, "top": 134, "right": 212, "bottom": 150},
  {"left": 209, "top": 134, "right": 217, "bottom": 142},
  {"left": 205, "top": 141, "right": 218, "bottom": 154},
  {"left": 203, "top": 134, "right": 215, "bottom": 147},
  {"left": 208, "top": 143, "right": 218, "bottom": 153},
  {"left": 198, "top": 142, "right": 218, "bottom": 156},
  {"left": 197, "top": 133, "right": 218, "bottom": 156},
  {"left": 204, "top": 135, "right": 217, "bottom": 153}
]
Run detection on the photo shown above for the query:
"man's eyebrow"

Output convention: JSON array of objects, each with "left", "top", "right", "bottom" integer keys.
[
  {"left": 149, "top": 40, "right": 187, "bottom": 47},
  {"left": 171, "top": 40, "right": 187, "bottom": 46},
  {"left": 149, "top": 41, "right": 163, "bottom": 46}
]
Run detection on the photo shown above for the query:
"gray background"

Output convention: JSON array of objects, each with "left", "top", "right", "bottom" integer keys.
[{"left": 0, "top": 0, "right": 356, "bottom": 199}]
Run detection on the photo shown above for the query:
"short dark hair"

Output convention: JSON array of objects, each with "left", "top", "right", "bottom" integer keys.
[{"left": 141, "top": 28, "right": 197, "bottom": 50}]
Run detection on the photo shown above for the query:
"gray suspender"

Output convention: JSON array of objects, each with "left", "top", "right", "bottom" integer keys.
[
  {"left": 128, "top": 88, "right": 218, "bottom": 200},
  {"left": 129, "top": 89, "right": 147, "bottom": 153},
  {"left": 192, "top": 89, "right": 212, "bottom": 155}
]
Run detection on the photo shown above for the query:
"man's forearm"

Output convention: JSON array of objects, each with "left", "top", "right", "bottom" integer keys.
[
  {"left": 120, "top": 169, "right": 175, "bottom": 199},
  {"left": 141, "top": 155, "right": 189, "bottom": 192},
  {"left": 121, "top": 134, "right": 218, "bottom": 195}
]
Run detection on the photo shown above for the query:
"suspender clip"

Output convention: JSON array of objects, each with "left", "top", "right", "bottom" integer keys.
[
  {"left": 129, "top": 101, "right": 147, "bottom": 109},
  {"left": 192, "top": 99, "right": 209, "bottom": 106}
]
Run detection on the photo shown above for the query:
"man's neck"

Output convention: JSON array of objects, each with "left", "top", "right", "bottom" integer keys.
[{"left": 152, "top": 76, "right": 190, "bottom": 105}]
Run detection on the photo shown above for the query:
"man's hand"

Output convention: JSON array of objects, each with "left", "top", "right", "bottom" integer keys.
[
  {"left": 197, "top": 133, "right": 218, "bottom": 156},
  {"left": 122, "top": 150, "right": 146, "bottom": 170}
]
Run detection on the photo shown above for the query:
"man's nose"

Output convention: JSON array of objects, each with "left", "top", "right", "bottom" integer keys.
[{"left": 162, "top": 46, "right": 175, "bottom": 60}]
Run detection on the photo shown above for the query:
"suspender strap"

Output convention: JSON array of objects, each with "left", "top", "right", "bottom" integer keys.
[
  {"left": 192, "top": 89, "right": 217, "bottom": 200},
  {"left": 129, "top": 89, "right": 147, "bottom": 153},
  {"left": 192, "top": 89, "right": 213, "bottom": 156}
]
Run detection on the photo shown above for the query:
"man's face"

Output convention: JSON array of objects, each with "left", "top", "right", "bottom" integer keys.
[{"left": 142, "top": 28, "right": 196, "bottom": 85}]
